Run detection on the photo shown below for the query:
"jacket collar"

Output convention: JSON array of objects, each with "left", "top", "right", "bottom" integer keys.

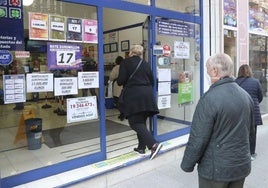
[{"left": 210, "top": 76, "right": 234, "bottom": 89}]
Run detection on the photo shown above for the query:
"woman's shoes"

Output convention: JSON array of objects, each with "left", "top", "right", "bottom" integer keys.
[
  {"left": 118, "top": 114, "right": 124, "bottom": 121},
  {"left": 134, "top": 148, "right": 146, "bottom": 156},
  {"left": 150, "top": 143, "right": 163, "bottom": 160}
]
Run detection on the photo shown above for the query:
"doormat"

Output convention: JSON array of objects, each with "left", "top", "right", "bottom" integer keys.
[{"left": 42, "top": 120, "right": 131, "bottom": 148}]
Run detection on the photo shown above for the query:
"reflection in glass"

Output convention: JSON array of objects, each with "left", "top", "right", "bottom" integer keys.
[
  {"left": 249, "top": 34, "right": 268, "bottom": 114},
  {"left": 156, "top": 0, "right": 199, "bottom": 15},
  {"left": 156, "top": 19, "right": 200, "bottom": 135},
  {"left": 224, "top": 29, "right": 237, "bottom": 76}
]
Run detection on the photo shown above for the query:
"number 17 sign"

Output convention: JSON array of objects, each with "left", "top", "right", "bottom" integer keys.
[{"left": 47, "top": 43, "right": 82, "bottom": 70}]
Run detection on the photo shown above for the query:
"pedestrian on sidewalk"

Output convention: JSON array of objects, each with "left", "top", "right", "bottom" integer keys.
[
  {"left": 235, "top": 64, "right": 263, "bottom": 160},
  {"left": 117, "top": 44, "right": 162, "bottom": 160},
  {"left": 180, "top": 53, "right": 255, "bottom": 188}
]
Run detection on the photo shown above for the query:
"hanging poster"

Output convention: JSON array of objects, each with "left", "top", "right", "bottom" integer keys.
[
  {"left": 47, "top": 43, "right": 82, "bottom": 70},
  {"left": 67, "top": 17, "right": 82, "bottom": 42},
  {"left": 54, "top": 77, "right": 78, "bottom": 96},
  {"left": 0, "top": 1, "right": 24, "bottom": 50},
  {"left": 158, "top": 95, "right": 171, "bottom": 109},
  {"left": 77, "top": 72, "right": 99, "bottom": 89},
  {"left": 174, "top": 41, "right": 190, "bottom": 59},
  {"left": 249, "top": 1, "right": 268, "bottom": 34},
  {"left": 83, "top": 19, "right": 98, "bottom": 43},
  {"left": 67, "top": 96, "right": 98, "bottom": 123},
  {"left": 26, "top": 73, "right": 54, "bottom": 93},
  {"left": 3, "top": 74, "right": 26, "bottom": 104},
  {"left": 29, "top": 12, "right": 49, "bottom": 40},
  {"left": 178, "top": 71, "right": 193, "bottom": 105},
  {"left": 223, "top": 0, "right": 237, "bottom": 27},
  {"left": 49, "top": 15, "right": 66, "bottom": 41}
]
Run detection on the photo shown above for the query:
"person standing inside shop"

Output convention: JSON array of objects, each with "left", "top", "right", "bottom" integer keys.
[
  {"left": 109, "top": 56, "right": 124, "bottom": 121},
  {"left": 181, "top": 53, "right": 255, "bottom": 188},
  {"left": 117, "top": 44, "right": 162, "bottom": 160},
  {"left": 235, "top": 64, "right": 263, "bottom": 161}
]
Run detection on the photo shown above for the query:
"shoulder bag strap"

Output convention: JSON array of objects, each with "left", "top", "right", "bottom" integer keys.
[
  {"left": 237, "top": 77, "right": 247, "bottom": 86},
  {"left": 128, "top": 59, "right": 143, "bottom": 81}
]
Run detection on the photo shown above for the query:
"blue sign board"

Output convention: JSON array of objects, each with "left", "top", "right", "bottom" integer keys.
[
  {"left": 0, "top": 0, "right": 25, "bottom": 50},
  {"left": 0, "top": 50, "right": 13, "bottom": 65}
]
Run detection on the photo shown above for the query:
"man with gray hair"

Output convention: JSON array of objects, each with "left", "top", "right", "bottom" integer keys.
[{"left": 180, "top": 53, "right": 255, "bottom": 188}]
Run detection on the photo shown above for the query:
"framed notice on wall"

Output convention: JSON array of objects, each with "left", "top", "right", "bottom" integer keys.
[
  {"left": 110, "top": 43, "right": 118, "bottom": 52},
  {"left": 121, "top": 40, "right": 129, "bottom": 51}
]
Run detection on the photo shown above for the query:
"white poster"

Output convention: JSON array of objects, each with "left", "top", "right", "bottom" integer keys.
[
  {"left": 158, "top": 82, "right": 171, "bottom": 95},
  {"left": 174, "top": 41, "right": 190, "bottom": 59},
  {"left": 67, "top": 96, "right": 98, "bottom": 123},
  {"left": 157, "top": 95, "right": 171, "bottom": 109},
  {"left": 54, "top": 77, "right": 78, "bottom": 96},
  {"left": 158, "top": 68, "right": 171, "bottom": 82},
  {"left": 78, "top": 71, "right": 99, "bottom": 89},
  {"left": 3, "top": 74, "right": 26, "bottom": 104},
  {"left": 26, "top": 73, "right": 54, "bottom": 92}
]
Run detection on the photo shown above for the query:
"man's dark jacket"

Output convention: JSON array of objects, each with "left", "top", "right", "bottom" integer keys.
[{"left": 181, "top": 77, "right": 255, "bottom": 181}]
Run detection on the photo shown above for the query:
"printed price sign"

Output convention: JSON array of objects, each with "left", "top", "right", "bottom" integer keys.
[
  {"left": 56, "top": 51, "right": 75, "bottom": 66},
  {"left": 67, "top": 96, "right": 98, "bottom": 123}
]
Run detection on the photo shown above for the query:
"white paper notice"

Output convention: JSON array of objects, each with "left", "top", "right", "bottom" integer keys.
[
  {"left": 54, "top": 77, "right": 78, "bottom": 96},
  {"left": 67, "top": 96, "right": 98, "bottom": 123},
  {"left": 26, "top": 73, "right": 54, "bottom": 92},
  {"left": 158, "top": 95, "right": 171, "bottom": 109},
  {"left": 158, "top": 68, "right": 171, "bottom": 82},
  {"left": 174, "top": 41, "right": 190, "bottom": 59},
  {"left": 78, "top": 71, "right": 99, "bottom": 89},
  {"left": 158, "top": 82, "right": 171, "bottom": 95}
]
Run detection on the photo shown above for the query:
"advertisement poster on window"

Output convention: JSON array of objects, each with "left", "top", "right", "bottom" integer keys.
[
  {"left": 249, "top": 0, "right": 268, "bottom": 34},
  {"left": 67, "top": 96, "right": 98, "bottom": 123},
  {"left": 78, "top": 72, "right": 99, "bottom": 89},
  {"left": 29, "top": 12, "right": 49, "bottom": 40},
  {"left": 178, "top": 71, "right": 193, "bottom": 105},
  {"left": 47, "top": 43, "right": 82, "bottom": 70},
  {"left": 83, "top": 19, "right": 98, "bottom": 43},
  {"left": 67, "top": 17, "right": 82, "bottom": 42},
  {"left": 54, "top": 77, "right": 78, "bottom": 96},
  {"left": 223, "top": 0, "right": 237, "bottom": 27},
  {"left": 0, "top": 1, "right": 24, "bottom": 50},
  {"left": 3, "top": 74, "right": 26, "bottom": 104},
  {"left": 174, "top": 41, "right": 190, "bottom": 59},
  {"left": 26, "top": 73, "right": 54, "bottom": 92},
  {"left": 49, "top": 15, "right": 66, "bottom": 41}
]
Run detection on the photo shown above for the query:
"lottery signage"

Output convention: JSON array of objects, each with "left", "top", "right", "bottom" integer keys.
[
  {"left": 47, "top": 43, "right": 82, "bottom": 70},
  {"left": 67, "top": 96, "right": 98, "bottom": 123},
  {"left": 0, "top": 0, "right": 24, "bottom": 50}
]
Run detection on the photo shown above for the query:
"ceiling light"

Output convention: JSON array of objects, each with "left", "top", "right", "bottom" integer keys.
[{"left": 23, "top": 0, "right": 34, "bottom": 6}]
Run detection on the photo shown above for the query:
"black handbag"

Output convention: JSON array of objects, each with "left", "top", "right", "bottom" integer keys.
[{"left": 117, "top": 59, "right": 143, "bottom": 113}]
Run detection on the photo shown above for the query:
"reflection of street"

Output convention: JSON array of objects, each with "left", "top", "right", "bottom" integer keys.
[{"left": 260, "top": 95, "right": 268, "bottom": 115}]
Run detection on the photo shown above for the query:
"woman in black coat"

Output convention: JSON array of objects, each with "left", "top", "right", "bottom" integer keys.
[
  {"left": 236, "top": 64, "right": 263, "bottom": 160},
  {"left": 117, "top": 44, "right": 162, "bottom": 160}
]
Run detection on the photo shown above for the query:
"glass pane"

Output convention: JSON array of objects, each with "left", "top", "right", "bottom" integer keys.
[
  {"left": 156, "top": 18, "right": 201, "bottom": 135},
  {"left": 123, "top": 0, "right": 150, "bottom": 6},
  {"left": 249, "top": 34, "right": 268, "bottom": 114},
  {"left": 0, "top": 0, "right": 101, "bottom": 178},
  {"left": 155, "top": 0, "right": 199, "bottom": 15},
  {"left": 224, "top": 29, "right": 237, "bottom": 76}
]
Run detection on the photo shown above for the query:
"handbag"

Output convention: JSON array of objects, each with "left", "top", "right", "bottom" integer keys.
[{"left": 117, "top": 59, "right": 143, "bottom": 113}]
